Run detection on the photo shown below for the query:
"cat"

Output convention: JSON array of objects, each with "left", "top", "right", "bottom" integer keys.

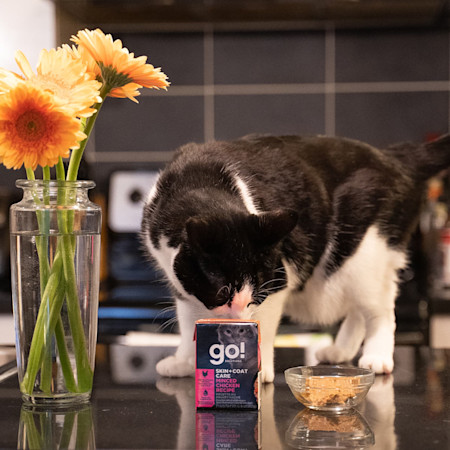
[{"left": 141, "top": 134, "right": 450, "bottom": 381}]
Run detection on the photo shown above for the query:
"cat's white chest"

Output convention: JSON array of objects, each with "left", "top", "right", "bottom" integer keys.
[{"left": 283, "top": 225, "right": 407, "bottom": 326}]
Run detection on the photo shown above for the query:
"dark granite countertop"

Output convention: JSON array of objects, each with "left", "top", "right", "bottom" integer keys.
[{"left": 0, "top": 343, "right": 448, "bottom": 449}]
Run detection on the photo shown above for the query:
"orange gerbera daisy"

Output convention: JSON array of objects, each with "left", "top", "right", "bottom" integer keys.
[
  {"left": 71, "top": 28, "right": 170, "bottom": 102},
  {"left": 14, "top": 47, "right": 102, "bottom": 117},
  {"left": 0, "top": 82, "right": 86, "bottom": 170}
]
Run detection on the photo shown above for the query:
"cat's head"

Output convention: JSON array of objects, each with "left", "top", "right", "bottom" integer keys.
[{"left": 173, "top": 209, "right": 297, "bottom": 318}]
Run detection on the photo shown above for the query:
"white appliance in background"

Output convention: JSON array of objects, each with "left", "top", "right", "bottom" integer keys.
[
  {"left": 108, "top": 171, "right": 159, "bottom": 233},
  {"left": 109, "top": 333, "right": 180, "bottom": 384},
  {"left": 106, "top": 169, "right": 171, "bottom": 309}
]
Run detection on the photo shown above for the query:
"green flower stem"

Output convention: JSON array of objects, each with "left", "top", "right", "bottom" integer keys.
[
  {"left": 39, "top": 344, "right": 52, "bottom": 394},
  {"left": 60, "top": 233, "right": 93, "bottom": 391},
  {"left": 20, "top": 253, "right": 64, "bottom": 394},
  {"left": 21, "top": 168, "right": 76, "bottom": 395},
  {"left": 39, "top": 166, "right": 52, "bottom": 394},
  {"left": 41, "top": 268, "right": 80, "bottom": 394},
  {"left": 55, "top": 178, "right": 93, "bottom": 391},
  {"left": 20, "top": 408, "right": 43, "bottom": 450},
  {"left": 42, "top": 166, "right": 51, "bottom": 181},
  {"left": 59, "top": 411, "right": 76, "bottom": 449},
  {"left": 67, "top": 83, "right": 110, "bottom": 182},
  {"left": 26, "top": 168, "right": 35, "bottom": 181},
  {"left": 21, "top": 240, "right": 83, "bottom": 395},
  {"left": 75, "top": 406, "right": 94, "bottom": 449},
  {"left": 58, "top": 83, "right": 109, "bottom": 391},
  {"left": 54, "top": 316, "right": 78, "bottom": 393},
  {"left": 22, "top": 168, "right": 52, "bottom": 394},
  {"left": 41, "top": 410, "right": 54, "bottom": 450},
  {"left": 56, "top": 158, "right": 65, "bottom": 181}
]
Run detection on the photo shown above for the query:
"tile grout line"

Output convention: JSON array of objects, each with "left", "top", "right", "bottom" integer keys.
[
  {"left": 324, "top": 25, "right": 336, "bottom": 136},
  {"left": 203, "top": 26, "right": 215, "bottom": 142},
  {"left": 90, "top": 151, "right": 175, "bottom": 163},
  {"left": 141, "top": 80, "right": 450, "bottom": 97}
]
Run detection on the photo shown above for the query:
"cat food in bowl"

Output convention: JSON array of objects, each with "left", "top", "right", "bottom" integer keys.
[
  {"left": 285, "top": 408, "right": 375, "bottom": 448},
  {"left": 285, "top": 366, "right": 375, "bottom": 412}
]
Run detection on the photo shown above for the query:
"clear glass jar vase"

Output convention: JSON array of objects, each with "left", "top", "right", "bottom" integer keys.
[
  {"left": 18, "top": 403, "right": 95, "bottom": 449},
  {"left": 10, "top": 180, "right": 101, "bottom": 405}
]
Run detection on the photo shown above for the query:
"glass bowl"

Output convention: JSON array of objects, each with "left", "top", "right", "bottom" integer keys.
[
  {"left": 284, "top": 366, "right": 375, "bottom": 413},
  {"left": 285, "top": 408, "right": 374, "bottom": 448}
]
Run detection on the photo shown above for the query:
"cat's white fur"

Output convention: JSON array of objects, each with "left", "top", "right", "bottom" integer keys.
[{"left": 146, "top": 173, "right": 406, "bottom": 380}]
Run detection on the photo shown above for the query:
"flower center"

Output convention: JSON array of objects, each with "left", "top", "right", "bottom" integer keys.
[{"left": 16, "top": 110, "right": 46, "bottom": 142}]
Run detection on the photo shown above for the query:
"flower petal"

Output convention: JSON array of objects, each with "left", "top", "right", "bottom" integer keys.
[{"left": 15, "top": 50, "right": 35, "bottom": 79}]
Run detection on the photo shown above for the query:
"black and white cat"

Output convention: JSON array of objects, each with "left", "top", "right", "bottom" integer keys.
[{"left": 141, "top": 134, "right": 450, "bottom": 381}]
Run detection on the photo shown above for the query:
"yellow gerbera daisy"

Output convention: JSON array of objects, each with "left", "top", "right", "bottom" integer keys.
[
  {"left": 0, "top": 82, "right": 86, "bottom": 170},
  {"left": 71, "top": 28, "right": 170, "bottom": 102},
  {"left": 62, "top": 44, "right": 99, "bottom": 82},
  {"left": 14, "top": 47, "right": 102, "bottom": 117},
  {"left": 0, "top": 68, "right": 23, "bottom": 94}
]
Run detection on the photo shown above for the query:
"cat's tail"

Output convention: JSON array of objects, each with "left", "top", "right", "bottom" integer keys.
[{"left": 385, "top": 134, "right": 450, "bottom": 181}]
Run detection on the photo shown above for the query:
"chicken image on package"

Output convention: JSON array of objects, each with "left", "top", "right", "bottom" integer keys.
[{"left": 195, "top": 319, "right": 260, "bottom": 409}]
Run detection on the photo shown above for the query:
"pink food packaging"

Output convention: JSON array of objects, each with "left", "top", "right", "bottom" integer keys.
[{"left": 195, "top": 319, "right": 260, "bottom": 410}]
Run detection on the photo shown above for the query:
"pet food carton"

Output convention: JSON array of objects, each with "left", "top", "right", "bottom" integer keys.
[
  {"left": 196, "top": 410, "right": 260, "bottom": 449},
  {"left": 195, "top": 319, "right": 260, "bottom": 409}
]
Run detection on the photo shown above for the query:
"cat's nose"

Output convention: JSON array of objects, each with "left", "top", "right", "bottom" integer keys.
[
  {"left": 213, "top": 283, "right": 253, "bottom": 318},
  {"left": 230, "top": 284, "right": 253, "bottom": 315}
]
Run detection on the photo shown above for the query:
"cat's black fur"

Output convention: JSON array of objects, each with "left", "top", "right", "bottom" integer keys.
[
  {"left": 142, "top": 134, "right": 450, "bottom": 377},
  {"left": 143, "top": 134, "right": 450, "bottom": 308}
]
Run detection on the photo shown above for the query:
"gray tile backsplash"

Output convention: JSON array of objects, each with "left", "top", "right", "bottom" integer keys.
[
  {"left": 213, "top": 31, "right": 326, "bottom": 84},
  {"left": 96, "top": 95, "right": 204, "bottom": 153},
  {"left": 215, "top": 94, "right": 325, "bottom": 140},
  {"left": 118, "top": 32, "right": 205, "bottom": 85},
  {"left": 335, "top": 29, "right": 449, "bottom": 83},
  {"left": 335, "top": 91, "right": 449, "bottom": 147},
  {"left": 1, "top": 26, "right": 449, "bottom": 193}
]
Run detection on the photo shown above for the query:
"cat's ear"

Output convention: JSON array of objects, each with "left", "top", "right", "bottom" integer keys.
[
  {"left": 252, "top": 209, "right": 298, "bottom": 246},
  {"left": 186, "top": 216, "right": 224, "bottom": 254}
]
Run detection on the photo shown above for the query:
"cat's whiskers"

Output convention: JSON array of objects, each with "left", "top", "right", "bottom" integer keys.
[
  {"left": 152, "top": 302, "right": 178, "bottom": 332},
  {"left": 157, "top": 303, "right": 177, "bottom": 313},
  {"left": 216, "top": 283, "right": 232, "bottom": 298},
  {"left": 159, "top": 316, "right": 179, "bottom": 332},
  {"left": 254, "top": 280, "right": 287, "bottom": 304},
  {"left": 259, "top": 277, "right": 286, "bottom": 289}
]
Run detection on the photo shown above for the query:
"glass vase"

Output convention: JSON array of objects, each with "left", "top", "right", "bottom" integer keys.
[
  {"left": 10, "top": 180, "right": 101, "bottom": 405},
  {"left": 18, "top": 403, "right": 95, "bottom": 449}
]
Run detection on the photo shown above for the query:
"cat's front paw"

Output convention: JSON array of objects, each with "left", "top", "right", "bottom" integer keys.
[
  {"left": 316, "top": 345, "right": 353, "bottom": 364},
  {"left": 358, "top": 353, "right": 393, "bottom": 374},
  {"left": 156, "top": 355, "right": 195, "bottom": 378},
  {"left": 260, "top": 364, "right": 275, "bottom": 383}
]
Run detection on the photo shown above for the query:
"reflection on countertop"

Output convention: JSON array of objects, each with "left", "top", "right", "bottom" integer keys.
[
  {"left": 0, "top": 341, "right": 449, "bottom": 449},
  {"left": 18, "top": 404, "right": 95, "bottom": 450}
]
